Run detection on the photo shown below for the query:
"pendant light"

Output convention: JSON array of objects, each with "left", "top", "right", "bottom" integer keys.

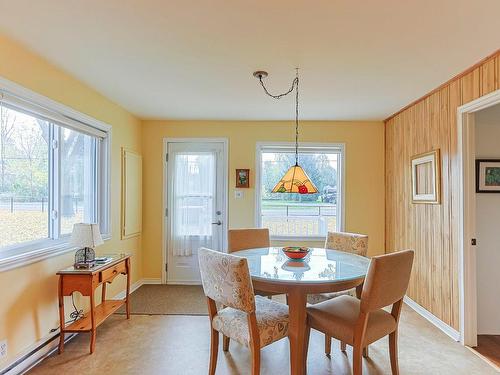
[{"left": 253, "top": 69, "right": 318, "bottom": 194}]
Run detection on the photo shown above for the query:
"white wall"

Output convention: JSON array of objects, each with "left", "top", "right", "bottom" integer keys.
[{"left": 475, "top": 104, "right": 500, "bottom": 335}]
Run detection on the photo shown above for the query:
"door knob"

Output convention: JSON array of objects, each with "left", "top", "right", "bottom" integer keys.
[{"left": 211, "top": 220, "right": 222, "bottom": 226}]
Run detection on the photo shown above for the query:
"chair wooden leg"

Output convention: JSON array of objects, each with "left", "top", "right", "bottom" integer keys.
[
  {"left": 363, "top": 346, "right": 369, "bottom": 358},
  {"left": 353, "top": 345, "right": 363, "bottom": 375},
  {"left": 340, "top": 341, "right": 347, "bottom": 352},
  {"left": 223, "top": 335, "right": 230, "bottom": 352},
  {"left": 250, "top": 342, "right": 261, "bottom": 375},
  {"left": 389, "top": 331, "right": 399, "bottom": 375},
  {"left": 324, "top": 335, "right": 331, "bottom": 356},
  {"left": 209, "top": 329, "right": 219, "bottom": 375}
]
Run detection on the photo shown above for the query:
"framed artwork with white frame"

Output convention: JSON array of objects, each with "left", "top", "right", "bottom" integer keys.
[{"left": 411, "top": 149, "right": 441, "bottom": 204}]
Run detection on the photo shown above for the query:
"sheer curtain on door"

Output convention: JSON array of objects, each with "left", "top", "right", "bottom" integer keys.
[{"left": 172, "top": 152, "right": 215, "bottom": 256}]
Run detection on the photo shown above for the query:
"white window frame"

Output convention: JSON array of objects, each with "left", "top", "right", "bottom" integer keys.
[
  {"left": 0, "top": 76, "right": 111, "bottom": 272},
  {"left": 255, "top": 142, "right": 345, "bottom": 241}
]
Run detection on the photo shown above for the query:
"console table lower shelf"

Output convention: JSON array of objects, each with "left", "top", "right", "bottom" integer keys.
[{"left": 57, "top": 255, "right": 131, "bottom": 354}]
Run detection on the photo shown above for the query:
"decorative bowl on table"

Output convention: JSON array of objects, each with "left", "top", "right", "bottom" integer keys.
[{"left": 282, "top": 246, "right": 311, "bottom": 260}]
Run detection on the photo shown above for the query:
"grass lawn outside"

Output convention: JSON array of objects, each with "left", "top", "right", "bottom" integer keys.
[{"left": 0, "top": 209, "right": 83, "bottom": 248}]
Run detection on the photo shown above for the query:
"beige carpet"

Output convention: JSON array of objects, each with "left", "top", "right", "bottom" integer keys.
[{"left": 116, "top": 284, "right": 208, "bottom": 315}]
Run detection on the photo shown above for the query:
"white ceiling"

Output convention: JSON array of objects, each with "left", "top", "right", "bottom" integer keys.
[{"left": 0, "top": 0, "right": 499, "bottom": 121}]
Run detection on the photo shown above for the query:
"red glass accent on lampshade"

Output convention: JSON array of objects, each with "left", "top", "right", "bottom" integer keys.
[{"left": 271, "top": 164, "right": 318, "bottom": 194}]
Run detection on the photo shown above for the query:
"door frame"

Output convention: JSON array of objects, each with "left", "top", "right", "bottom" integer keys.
[
  {"left": 458, "top": 88, "right": 500, "bottom": 346},
  {"left": 162, "top": 137, "right": 229, "bottom": 284}
]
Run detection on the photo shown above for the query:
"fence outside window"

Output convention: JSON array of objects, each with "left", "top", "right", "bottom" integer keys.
[{"left": 261, "top": 202, "right": 337, "bottom": 238}]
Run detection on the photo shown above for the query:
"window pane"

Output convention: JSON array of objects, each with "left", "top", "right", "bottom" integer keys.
[
  {"left": 0, "top": 106, "right": 49, "bottom": 248},
  {"left": 261, "top": 150, "right": 339, "bottom": 237},
  {"left": 60, "top": 128, "right": 96, "bottom": 235}
]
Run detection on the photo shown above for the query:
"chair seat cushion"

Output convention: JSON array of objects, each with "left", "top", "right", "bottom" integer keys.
[
  {"left": 306, "top": 288, "right": 355, "bottom": 305},
  {"left": 307, "top": 295, "right": 396, "bottom": 346},
  {"left": 212, "top": 295, "right": 289, "bottom": 348}
]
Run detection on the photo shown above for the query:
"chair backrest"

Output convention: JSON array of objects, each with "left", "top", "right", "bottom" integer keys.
[
  {"left": 360, "top": 250, "right": 414, "bottom": 313},
  {"left": 324, "top": 231, "right": 368, "bottom": 257},
  {"left": 227, "top": 228, "right": 270, "bottom": 253},
  {"left": 198, "top": 247, "right": 256, "bottom": 313}
]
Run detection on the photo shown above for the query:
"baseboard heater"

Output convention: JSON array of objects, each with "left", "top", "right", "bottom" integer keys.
[{"left": 0, "top": 332, "right": 76, "bottom": 375}]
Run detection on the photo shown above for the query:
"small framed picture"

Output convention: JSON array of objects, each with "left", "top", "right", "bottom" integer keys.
[
  {"left": 476, "top": 159, "right": 500, "bottom": 193},
  {"left": 411, "top": 149, "right": 441, "bottom": 204},
  {"left": 236, "top": 169, "right": 250, "bottom": 188}
]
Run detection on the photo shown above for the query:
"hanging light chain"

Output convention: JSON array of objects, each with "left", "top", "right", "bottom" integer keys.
[
  {"left": 257, "top": 75, "right": 298, "bottom": 100},
  {"left": 257, "top": 69, "right": 301, "bottom": 165},
  {"left": 294, "top": 70, "right": 299, "bottom": 165}
]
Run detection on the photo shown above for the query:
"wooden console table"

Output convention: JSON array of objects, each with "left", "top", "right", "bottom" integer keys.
[{"left": 57, "top": 254, "right": 131, "bottom": 354}]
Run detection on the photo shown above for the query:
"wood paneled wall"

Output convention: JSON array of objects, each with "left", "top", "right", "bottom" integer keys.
[{"left": 385, "top": 50, "right": 500, "bottom": 330}]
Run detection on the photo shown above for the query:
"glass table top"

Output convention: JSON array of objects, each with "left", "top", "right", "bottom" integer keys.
[{"left": 233, "top": 247, "right": 370, "bottom": 284}]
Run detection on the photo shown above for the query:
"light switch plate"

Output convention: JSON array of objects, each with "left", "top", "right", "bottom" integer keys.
[
  {"left": 0, "top": 339, "right": 7, "bottom": 361},
  {"left": 234, "top": 190, "right": 243, "bottom": 199}
]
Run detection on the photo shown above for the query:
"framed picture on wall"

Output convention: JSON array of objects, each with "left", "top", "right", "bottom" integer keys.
[
  {"left": 476, "top": 159, "right": 500, "bottom": 193},
  {"left": 236, "top": 169, "right": 250, "bottom": 188},
  {"left": 411, "top": 149, "right": 441, "bottom": 204}
]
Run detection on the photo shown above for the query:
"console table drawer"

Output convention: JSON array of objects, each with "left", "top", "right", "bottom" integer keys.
[{"left": 100, "top": 261, "right": 126, "bottom": 283}]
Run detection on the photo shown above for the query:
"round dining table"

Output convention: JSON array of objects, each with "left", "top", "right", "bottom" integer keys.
[{"left": 233, "top": 247, "right": 370, "bottom": 375}]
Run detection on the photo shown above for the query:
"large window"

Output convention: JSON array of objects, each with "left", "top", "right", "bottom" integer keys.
[
  {"left": 0, "top": 88, "right": 109, "bottom": 260},
  {"left": 257, "top": 143, "right": 344, "bottom": 240}
]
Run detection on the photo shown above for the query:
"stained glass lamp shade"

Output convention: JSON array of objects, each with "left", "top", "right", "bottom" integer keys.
[
  {"left": 254, "top": 69, "right": 318, "bottom": 194},
  {"left": 272, "top": 163, "right": 318, "bottom": 194}
]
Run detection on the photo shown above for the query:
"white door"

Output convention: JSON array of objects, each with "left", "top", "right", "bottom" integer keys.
[{"left": 165, "top": 140, "right": 227, "bottom": 284}]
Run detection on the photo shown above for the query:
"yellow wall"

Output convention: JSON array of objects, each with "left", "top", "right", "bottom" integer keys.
[
  {"left": 141, "top": 120, "right": 385, "bottom": 279},
  {"left": 0, "top": 33, "right": 385, "bottom": 367},
  {"left": 0, "top": 35, "right": 142, "bottom": 364}
]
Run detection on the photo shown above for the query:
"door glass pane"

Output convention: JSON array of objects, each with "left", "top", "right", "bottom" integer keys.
[
  {"left": 0, "top": 106, "right": 49, "bottom": 248},
  {"left": 172, "top": 152, "right": 215, "bottom": 256},
  {"left": 60, "top": 127, "right": 96, "bottom": 235}
]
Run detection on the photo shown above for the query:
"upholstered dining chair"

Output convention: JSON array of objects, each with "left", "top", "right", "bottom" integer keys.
[
  {"left": 307, "top": 231, "right": 369, "bottom": 355},
  {"left": 227, "top": 228, "right": 270, "bottom": 253},
  {"left": 308, "top": 231, "right": 369, "bottom": 304},
  {"left": 198, "top": 247, "right": 289, "bottom": 375},
  {"left": 305, "top": 250, "right": 414, "bottom": 375}
]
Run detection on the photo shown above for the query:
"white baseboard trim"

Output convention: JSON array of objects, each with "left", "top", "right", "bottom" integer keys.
[
  {"left": 166, "top": 280, "right": 201, "bottom": 285},
  {"left": 112, "top": 279, "right": 143, "bottom": 300},
  {"left": 404, "top": 296, "right": 461, "bottom": 341},
  {"left": 111, "top": 278, "right": 162, "bottom": 300},
  {"left": 3, "top": 277, "right": 163, "bottom": 375},
  {"left": 1, "top": 331, "right": 76, "bottom": 375}
]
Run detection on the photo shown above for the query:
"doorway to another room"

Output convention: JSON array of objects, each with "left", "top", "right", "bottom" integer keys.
[
  {"left": 472, "top": 104, "right": 500, "bottom": 369},
  {"left": 458, "top": 94, "right": 500, "bottom": 371}
]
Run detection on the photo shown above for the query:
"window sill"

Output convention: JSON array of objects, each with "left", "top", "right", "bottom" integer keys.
[
  {"left": 270, "top": 236, "right": 326, "bottom": 242},
  {"left": 0, "top": 234, "right": 111, "bottom": 273}
]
